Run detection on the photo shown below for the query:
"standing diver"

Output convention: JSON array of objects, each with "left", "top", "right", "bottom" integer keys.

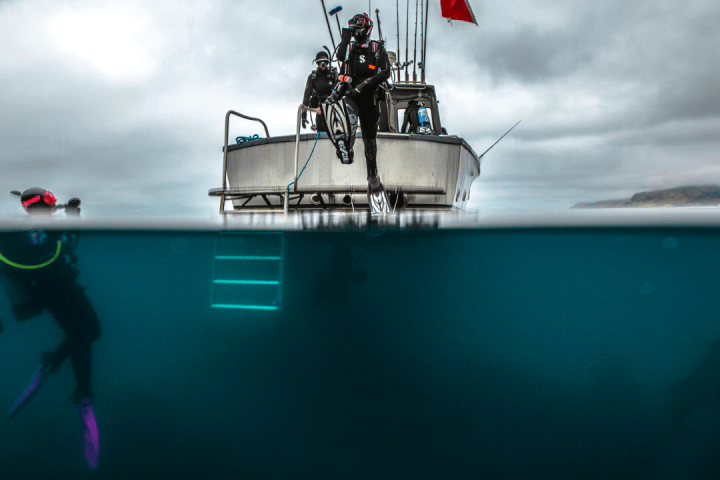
[
  {"left": 326, "top": 12, "right": 391, "bottom": 214},
  {"left": 302, "top": 50, "right": 338, "bottom": 132},
  {"left": 0, "top": 188, "right": 100, "bottom": 469}
]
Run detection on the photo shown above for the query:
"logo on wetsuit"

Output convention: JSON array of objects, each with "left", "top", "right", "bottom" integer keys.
[{"left": 338, "top": 141, "right": 349, "bottom": 163}]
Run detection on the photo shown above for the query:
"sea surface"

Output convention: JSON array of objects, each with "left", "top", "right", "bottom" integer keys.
[{"left": 1, "top": 209, "right": 720, "bottom": 479}]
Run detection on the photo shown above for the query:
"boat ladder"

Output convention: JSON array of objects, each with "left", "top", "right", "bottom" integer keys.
[{"left": 210, "top": 232, "right": 284, "bottom": 311}]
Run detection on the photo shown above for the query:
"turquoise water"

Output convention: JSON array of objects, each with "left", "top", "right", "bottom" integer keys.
[{"left": 1, "top": 219, "right": 720, "bottom": 478}]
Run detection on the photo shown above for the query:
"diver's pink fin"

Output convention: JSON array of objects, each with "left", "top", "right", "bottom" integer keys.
[{"left": 77, "top": 398, "right": 100, "bottom": 469}]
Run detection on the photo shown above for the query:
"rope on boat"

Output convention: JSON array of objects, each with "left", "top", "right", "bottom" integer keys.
[
  {"left": 285, "top": 131, "right": 321, "bottom": 212},
  {"left": 236, "top": 134, "right": 260, "bottom": 144}
]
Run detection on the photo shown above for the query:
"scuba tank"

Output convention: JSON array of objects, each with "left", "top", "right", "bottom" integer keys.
[{"left": 417, "top": 103, "right": 432, "bottom": 134}]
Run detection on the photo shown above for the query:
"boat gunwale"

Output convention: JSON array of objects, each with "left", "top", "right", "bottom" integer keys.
[
  {"left": 208, "top": 185, "right": 446, "bottom": 196},
  {"left": 224, "top": 132, "right": 481, "bottom": 165}
]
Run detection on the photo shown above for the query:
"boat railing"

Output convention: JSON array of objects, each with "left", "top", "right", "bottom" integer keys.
[
  {"left": 220, "top": 110, "right": 271, "bottom": 212},
  {"left": 293, "top": 104, "right": 321, "bottom": 194}
]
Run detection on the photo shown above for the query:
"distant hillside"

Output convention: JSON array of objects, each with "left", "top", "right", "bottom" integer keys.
[{"left": 573, "top": 185, "right": 720, "bottom": 208}]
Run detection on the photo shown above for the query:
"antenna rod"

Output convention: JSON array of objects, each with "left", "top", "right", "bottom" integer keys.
[
  {"left": 422, "top": 0, "right": 429, "bottom": 82},
  {"left": 405, "top": 0, "right": 409, "bottom": 82},
  {"left": 319, "top": 0, "right": 337, "bottom": 53},
  {"left": 413, "top": 0, "right": 418, "bottom": 83},
  {"left": 375, "top": 9, "right": 383, "bottom": 41},
  {"left": 396, "top": 0, "right": 400, "bottom": 74},
  {"left": 419, "top": 0, "right": 424, "bottom": 83},
  {"left": 478, "top": 121, "right": 522, "bottom": 159}
]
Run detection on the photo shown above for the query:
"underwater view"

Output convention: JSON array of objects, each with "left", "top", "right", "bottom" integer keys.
[{"left": 1, "top": 219, "right": 720, "bottom": 479}]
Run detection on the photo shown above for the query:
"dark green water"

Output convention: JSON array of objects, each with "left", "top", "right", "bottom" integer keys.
[{"left": 1, "top": 227, "right": 719, "bottom": 479}]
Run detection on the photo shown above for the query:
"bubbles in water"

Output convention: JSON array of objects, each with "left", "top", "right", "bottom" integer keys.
[{"left": 663, "top": 237, "right": 678, "bottom": 249}]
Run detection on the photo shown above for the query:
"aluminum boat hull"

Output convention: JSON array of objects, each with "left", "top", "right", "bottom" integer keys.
[{"left": 214, "top": 132, "right": 480, "bottom": 212}]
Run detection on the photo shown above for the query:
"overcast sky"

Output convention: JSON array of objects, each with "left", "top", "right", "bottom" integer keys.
[{"left": 1, "top": 0, "right": 718, "bottom": 218}]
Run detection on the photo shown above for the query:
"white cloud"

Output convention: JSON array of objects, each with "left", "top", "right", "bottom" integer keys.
[{"left": 48, "top": 9, "right": 159, "bottom": 81}]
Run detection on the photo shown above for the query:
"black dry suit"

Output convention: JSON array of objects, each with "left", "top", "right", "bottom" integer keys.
[
  {"left": 336, "top": 28, "right": 391, "bottom": 179},
  {"left": 0, "top": 231, "right": 100, "bottom": 401},
  {"left": 402, "top": 101, "right": 421, "bottom": 134},
  {"left": 303, "top": 65, "right": 338, "bottom": 131}
]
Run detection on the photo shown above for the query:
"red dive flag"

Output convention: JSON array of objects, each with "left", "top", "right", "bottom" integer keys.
[{"left": 440, "top": 0, "right": 478, "bottom": 25}]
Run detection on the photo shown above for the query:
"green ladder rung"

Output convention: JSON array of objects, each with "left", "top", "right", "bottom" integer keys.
[
  {"left": 213, "top": 280, "right": 279, "bottom": 285},
  {"left": 211, "top": 304, "right": 279, "bottom": 310},
  {"left": 214, "top": 256, "right": 282, "bottom": 260},
  {"left": 211, "top": 233, "right": 284, "bottom": 311}
]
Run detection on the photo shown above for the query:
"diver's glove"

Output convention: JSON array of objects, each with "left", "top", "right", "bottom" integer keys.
[
  {"left": 65, "top": 198, "right": 81, "bottom": 216},
  {"left": 302, "top": 113, "right": 308, "bottom": 128},
  {"left": 341, "top": 27, "right": 354, "bottom": 43},
  {"left": 326, "top": 80, "right": 350, "bottom": 104},
  {"left": 353, "top": 80, "right": 369, "bottom": 96},
  {"left": 326, "top": 90, "right": 341, "bottom": 104}
]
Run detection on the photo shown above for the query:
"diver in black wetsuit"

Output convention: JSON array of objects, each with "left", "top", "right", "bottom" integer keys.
[
  {"left": 402, "top": 100, "right": 421, "bottom": 134},
  {"left": 327, "top": 13, "right": 391, "bottom": 208},
  {"left": 0, "top": 188, "right": 100, "bottom": 468},
  {"left": 302, "top": 51, "right": 338, "bottom": 132}
]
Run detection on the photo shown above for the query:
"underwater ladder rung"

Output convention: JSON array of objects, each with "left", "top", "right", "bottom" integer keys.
[{"left": 210, "top": 233, "right": 285, "bottom": 311}]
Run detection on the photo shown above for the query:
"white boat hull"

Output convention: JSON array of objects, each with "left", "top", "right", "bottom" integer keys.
[{"left": 215, "top": 132, "right": 480, "bottom": 212}]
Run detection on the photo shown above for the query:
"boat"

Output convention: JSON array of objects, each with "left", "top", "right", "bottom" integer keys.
[{"left": 208, "top": 2, "right": 508, "bottom": 215}]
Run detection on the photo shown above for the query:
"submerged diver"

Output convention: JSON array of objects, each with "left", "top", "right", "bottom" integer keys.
[
  {"left": 326, "top": 12, "right": 392, "bottom": 213},
  {"left": 302, "top": 51, "right": 338, "bottom": 132},
  {"left": 0, "top": 188, "right": 100, "bottom": 469}
]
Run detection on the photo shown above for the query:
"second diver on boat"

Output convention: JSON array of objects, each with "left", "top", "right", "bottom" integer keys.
[{"left": 302, "top": 51, "right": 338, "bottom": 132}]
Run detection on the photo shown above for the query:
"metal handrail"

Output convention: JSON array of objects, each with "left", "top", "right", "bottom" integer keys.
[
  {"left": 293, "top": 104, "right": 321, "bottom": 193},
  {"left": 220, "top": 110, "right": 270, "bottom": 213}
]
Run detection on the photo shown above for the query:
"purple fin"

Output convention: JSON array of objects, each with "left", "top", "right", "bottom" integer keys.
[
  {"left": 8, "top": 364, "right": 50, "bottom": 418},
  {"left": 78, "top": 398, "right": 100, "bottom": 469}
]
